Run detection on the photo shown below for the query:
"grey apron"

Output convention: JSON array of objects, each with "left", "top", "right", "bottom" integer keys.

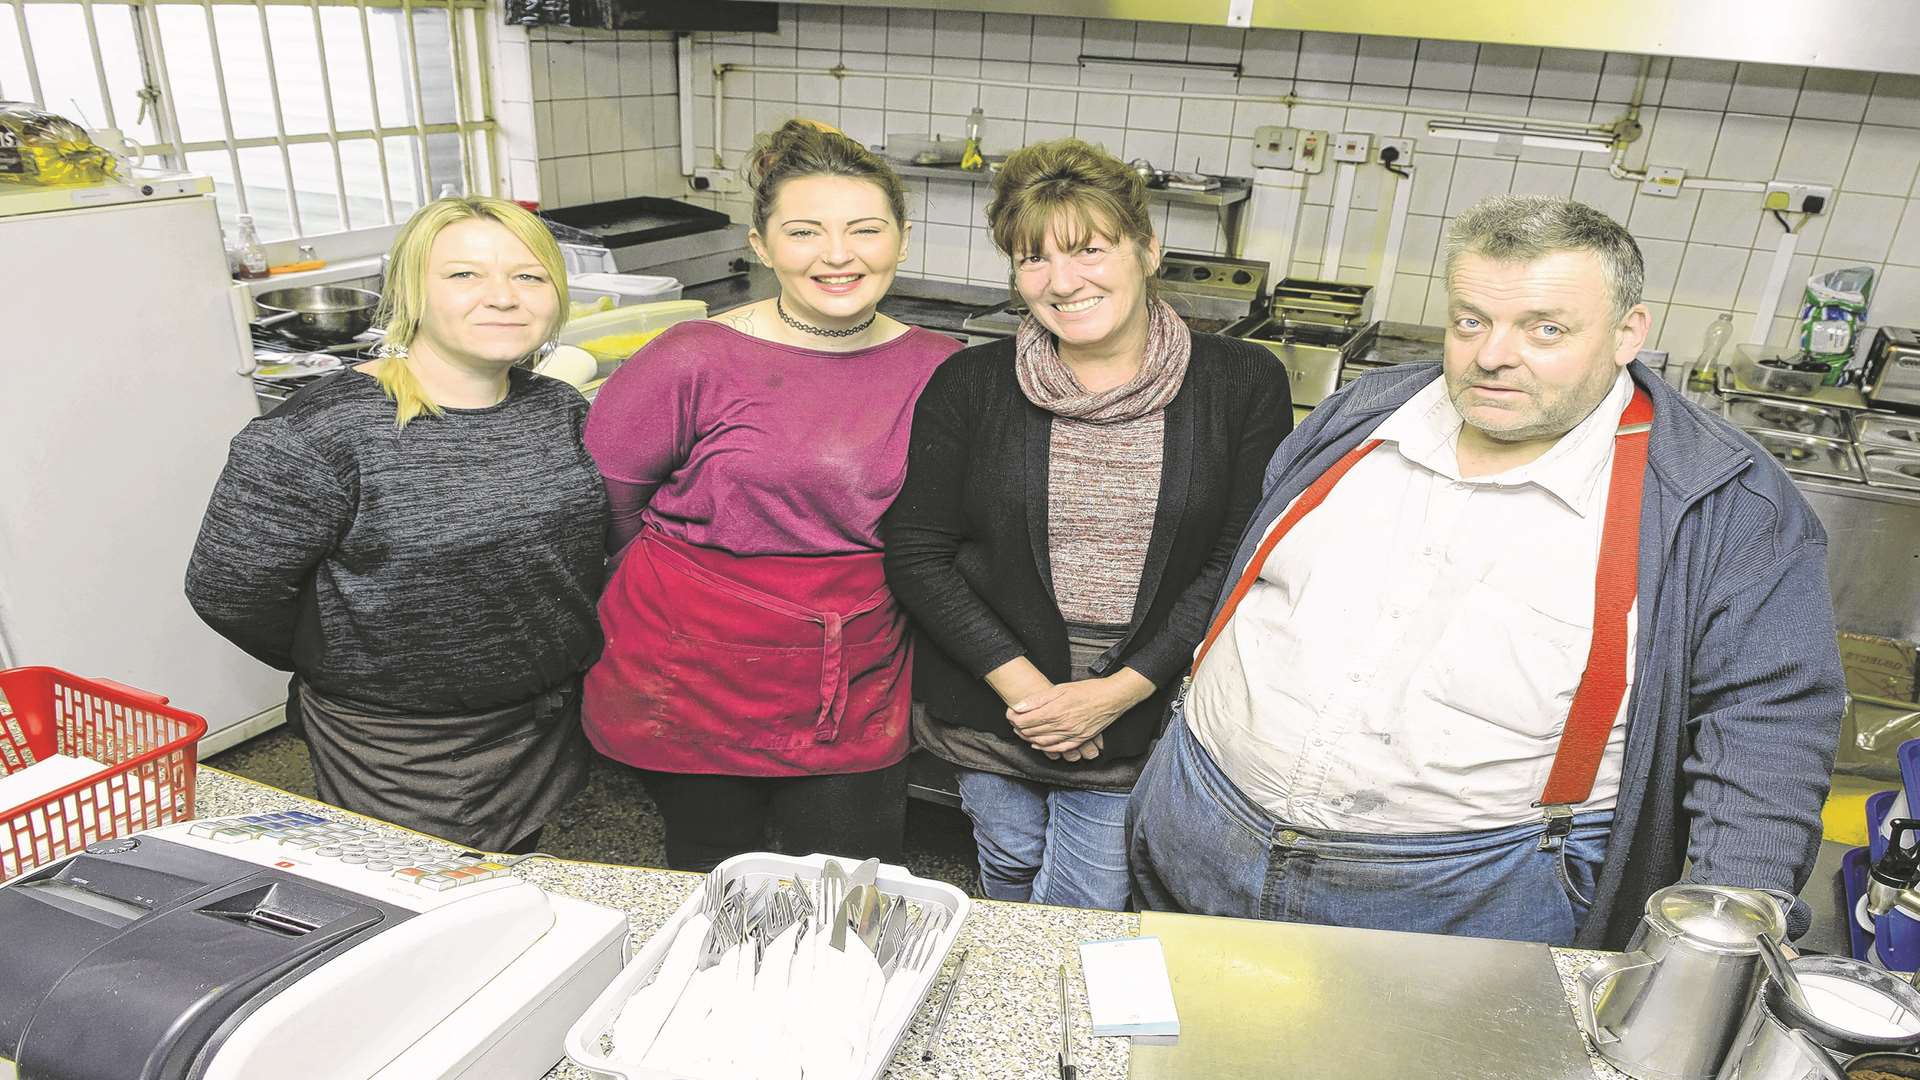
[{"left": 290, "top": 676, "right": 590, "bottom": 851}]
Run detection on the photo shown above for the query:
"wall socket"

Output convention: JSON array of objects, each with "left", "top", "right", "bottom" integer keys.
[
  {"left": 1330, "top": 132, "right": 1372, "bottom": 164},
  {"left": 1251, "top": 125, "right": 1295, "bottom": 170},
  {"left": 1763, "top": 181, "right": 1833, "bottom": 214},
  {"left": 691, "top": 167, "right": 742, "bottom": 194},
  {"left": 1295, "top": 129, "right": 1329, "bottom": 174},
  {"left": 1377, "top": 137, "right": 1414, "bottom": 166},
  {"left": 1640, "top": 165, "right": 1685, "bottom": 198}
]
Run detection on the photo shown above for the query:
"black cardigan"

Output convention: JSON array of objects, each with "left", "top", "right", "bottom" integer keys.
[{"left": 881, "top": 333, "right": 1292, "bottom": 759}]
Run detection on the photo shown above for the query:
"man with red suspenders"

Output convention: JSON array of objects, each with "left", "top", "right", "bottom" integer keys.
[{"left": 1126, "top": 196, "right": 1845, "bottom": 948}]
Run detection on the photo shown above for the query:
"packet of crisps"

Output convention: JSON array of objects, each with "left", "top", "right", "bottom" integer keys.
[{"left": 0, "top": 101, "right": 119, "bottom": 187}]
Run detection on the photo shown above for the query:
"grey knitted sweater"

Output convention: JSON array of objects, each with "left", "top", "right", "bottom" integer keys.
[{"left": 186, "top": 367, "right": 609, "bottom": 713}]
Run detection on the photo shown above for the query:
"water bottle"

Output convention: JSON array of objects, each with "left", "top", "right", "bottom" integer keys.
[
  {"left": 1688, "top": 312, "right": 1734, "bottom": 392},
  {"left": 235, "top": 214, "right": 270, "bottom": 280}
]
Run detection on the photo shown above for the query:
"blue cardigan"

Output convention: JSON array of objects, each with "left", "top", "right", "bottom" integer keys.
[{"left": 1228, "top": 360, "right": 1845, "bottom": 948}]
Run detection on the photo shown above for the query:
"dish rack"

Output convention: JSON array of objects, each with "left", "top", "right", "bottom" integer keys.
[
  {"left": 565, "top": 851, "right": 971, "bottom": 1080},
  {"left": 0, "top": 666, "right": 207, "bottom": 881}
]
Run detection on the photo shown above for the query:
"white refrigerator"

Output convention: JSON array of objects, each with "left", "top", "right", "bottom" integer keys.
[{"left": 0, "top": 184, "right": 288, "bottom": 749}]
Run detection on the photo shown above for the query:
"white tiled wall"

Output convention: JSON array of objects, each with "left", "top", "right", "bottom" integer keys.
[
  {"left": 522, "top": 5, "right": 1920, "bottom": 354},
  {"left": 511, "top": 25, "right": 684, "bottom": 211}
]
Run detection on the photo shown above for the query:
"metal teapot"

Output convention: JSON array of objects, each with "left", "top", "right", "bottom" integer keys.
[{"left": 1577, "top": 884, "right": 1788, "bottom": 1080}]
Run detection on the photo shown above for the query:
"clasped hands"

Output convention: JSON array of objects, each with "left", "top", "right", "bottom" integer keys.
[{"left": 984, "top": 658, "right": 1156, "bottom": 762}]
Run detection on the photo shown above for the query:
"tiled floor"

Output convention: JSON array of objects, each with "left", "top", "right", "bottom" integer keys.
[{"left": 207, "top": 728, "right": 986, "bottom": 894}]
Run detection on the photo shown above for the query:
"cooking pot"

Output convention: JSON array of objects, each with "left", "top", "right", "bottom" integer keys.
[
  {"left": 253, "top": 285, "right": 381, "bottom": 346},
  {"left": 1718, "top": 954, "right": 1920, "bottom": 1080}
]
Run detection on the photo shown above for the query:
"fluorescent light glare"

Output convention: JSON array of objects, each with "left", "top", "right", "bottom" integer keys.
[{"left": 1425, "top": 120, "right": 1614, "bottom": 155}]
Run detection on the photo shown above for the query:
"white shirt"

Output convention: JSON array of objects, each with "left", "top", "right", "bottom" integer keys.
[{"left": 1187, "top": 371, "right": 1638, "bottom": 833}]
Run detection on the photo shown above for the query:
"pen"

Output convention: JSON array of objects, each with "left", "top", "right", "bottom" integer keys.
[
  {"left": 1058, "top": 962, "right": 1077, "bottom": 1080},
  {"left": 921, "top": 947, "right": 970, "bottom": 1062}
]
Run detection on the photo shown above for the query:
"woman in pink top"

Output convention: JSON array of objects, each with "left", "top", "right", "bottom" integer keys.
[{"left": 583, "top": 121, "right": 961, "bottom": 871}]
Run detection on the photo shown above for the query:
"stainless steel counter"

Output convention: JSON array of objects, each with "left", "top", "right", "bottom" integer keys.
[{"left": 683, "top": 267, "right": 1001, "bottom": 340}]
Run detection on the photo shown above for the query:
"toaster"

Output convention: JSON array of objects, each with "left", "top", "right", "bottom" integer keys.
[{"left": 1865, "top": 327, "right": 1920, "bottom": 414}]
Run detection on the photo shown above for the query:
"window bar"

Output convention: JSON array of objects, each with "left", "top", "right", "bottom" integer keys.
[
  {"left": 352, "top": 0, "right": 396, "bottom": 223},
  {"left": 198, "top": 0, "right": 250, "bottom": 216},
  {"left": 441, "top": 0, "right": 471, "bottom": 194},
  {"left": 77, "top": 0, "right": 117, "bottom": 129},
  {"left": 9, "top": 0, "right": 45, "bottom": 106},
  {"left": 305, "top": 0, "right": 352, "bottom": 227},
  {"left": 399, "top": 0, "right": 430, "bottom": 205},
  {"left": 132, "top": 3, "right": 188, "bottom": 166},
  {"left": 252, "top": 0, "right": 304, "bottom": 236},
  {"left": 468, "top": 7, "right": 497, "bottom": 196}
]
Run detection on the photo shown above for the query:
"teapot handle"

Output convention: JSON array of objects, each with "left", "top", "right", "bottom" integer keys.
[{"left": 1575, "top": 952, "right": 1656, "bottom": 1046}]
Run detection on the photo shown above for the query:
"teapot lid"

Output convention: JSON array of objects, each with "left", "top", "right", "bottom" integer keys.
[{"left": 1650, "top": 884, "right": 1786, "bottom": 950}]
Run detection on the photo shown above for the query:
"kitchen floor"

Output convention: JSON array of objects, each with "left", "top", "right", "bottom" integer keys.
[{"left": 207, "top": 728, "right": 984, "bottom": 893}]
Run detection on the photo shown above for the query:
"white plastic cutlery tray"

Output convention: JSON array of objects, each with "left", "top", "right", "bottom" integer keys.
[{"left": 564, "top": 851, "right": 970, "bottom": 1080}]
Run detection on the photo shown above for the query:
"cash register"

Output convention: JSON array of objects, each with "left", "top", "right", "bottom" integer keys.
[{"left": 0, "top": 810, "right": 629, "bottom": 1080}]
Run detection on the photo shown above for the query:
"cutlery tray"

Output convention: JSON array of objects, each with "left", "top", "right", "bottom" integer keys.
[{"left": 564, "top": 851, "right": 971, "bottom": 1079}]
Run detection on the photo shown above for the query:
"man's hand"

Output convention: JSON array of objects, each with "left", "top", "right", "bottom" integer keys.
[{"left": 1007, "top": 668, "right": 1156, "bottom": 759}]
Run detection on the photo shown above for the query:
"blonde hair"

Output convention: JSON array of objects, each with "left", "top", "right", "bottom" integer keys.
[
  {"left": 985, "top": 138, "right": 1159, "bottom": 293},
  {"left": 373, "top": 196, "right": 569, "bottom": 428}
]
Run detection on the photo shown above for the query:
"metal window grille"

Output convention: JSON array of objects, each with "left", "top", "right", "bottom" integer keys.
[{"left": 0, "top": 0, "right": 498, "bottom": 241}]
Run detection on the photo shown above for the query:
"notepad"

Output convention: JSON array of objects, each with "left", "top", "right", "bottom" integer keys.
[{"left": 1079, "top": 936, "right": 1180, "bottom": 1038}]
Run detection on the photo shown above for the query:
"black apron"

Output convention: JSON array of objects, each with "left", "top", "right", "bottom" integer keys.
[{"left": 289, "top": 676, "right": 590, "bottom": 851}]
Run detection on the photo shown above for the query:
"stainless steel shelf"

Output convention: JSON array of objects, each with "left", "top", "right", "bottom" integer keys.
[{"left": 889, "top": 162, "right": 1253, "bottom": 254}]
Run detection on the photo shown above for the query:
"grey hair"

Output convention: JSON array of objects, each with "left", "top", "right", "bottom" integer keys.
[{"left": 1443, "top": 195, "right": 1645, "bottom": 319}]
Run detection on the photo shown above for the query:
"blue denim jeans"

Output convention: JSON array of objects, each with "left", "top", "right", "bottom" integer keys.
[
  {"left": 1126, "top": 710, "right": 1611, "bottom": 945},
  {"left": 956, "top": 768, "right": 1132, "bottom": 911}
]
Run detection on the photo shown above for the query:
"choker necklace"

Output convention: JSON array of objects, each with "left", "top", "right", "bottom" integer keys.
[{"left": 776, "top": 295, "right": 876, "bottom": 339}]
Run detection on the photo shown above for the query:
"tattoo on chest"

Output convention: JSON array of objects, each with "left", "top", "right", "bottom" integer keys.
[{"left": 723, "top": 310, "right": 756, "bottom": 334}]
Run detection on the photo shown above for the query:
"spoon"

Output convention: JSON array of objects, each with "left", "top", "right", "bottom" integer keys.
[{"left": 1757, "top": 934, "right": 1810, "bottom": 1010}]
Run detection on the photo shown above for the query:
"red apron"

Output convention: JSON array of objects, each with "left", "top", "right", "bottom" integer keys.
[{"left": 583, "top": 528, "right": 910, "bottom": 776}]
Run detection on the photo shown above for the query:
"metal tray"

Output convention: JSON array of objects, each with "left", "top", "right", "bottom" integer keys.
[
  {"left": 1856, "top": 413, "right": 1920, "bottom": 453},
  {"left": 1720, "top": 393, "right": 1853, "bottom": 442},
  {"left": 1745, "top": 429, "right": 1863, "bottom": 482},
  {"left": 1862, "top": 449, "right": 1920, "bottom": 492}
]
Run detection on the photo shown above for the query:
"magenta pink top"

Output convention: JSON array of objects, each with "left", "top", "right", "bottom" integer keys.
[{"left": 584, "top": 321, "right": 961, "bottom": 557}]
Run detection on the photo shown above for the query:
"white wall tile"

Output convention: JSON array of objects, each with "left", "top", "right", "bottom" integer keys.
[
  {"left": 1027, "top": 87, "right": 1076, "bottom": 125},
  {"left": 619, "top": 97, "right": 655, "bottom": 151},
  {"left": 1386, "top": 273, "right": 1430, "bottom": 322},
  {"left": 1081, "top": 18, "right": 1132, "bottom": 58},
  {"left": 550, "top": 99, "right": 590, "bottom": 157},
  {"left": 1628, "top": 187, "right": 1701, "bottom": 242},
  {"left": 1732, "top": 248, "right": 1777, "bottom": 314},
  {"left": 887, "top": 9, "right": 934, "bottom": 56},
  {"left": 1165, "top": 204, "right": 1220, "bottom": 251},
  {"left": 1797, "top": 68, "right": 1874, "bottom": 123},
  {"left": 1243, "top": 28, "right": 1299, "bottom": 78},
  {"left": 1187, "top": 26, "right": 1245, "bottom": 67},
  {"left": 1844, "top": 125, "right": 1920, "bottom": 197},
  {"left": 1173, "top": 133, "right": 1229, "bottom": 175},
  {"left": 1122, "top": 129, "right": 1176, "bottom": 169},
  {"left": 981, "top": 14, "right": 1033, "bottom": 62},
  {"left": 1658, "top": 304, "right": 1726, "bottom": 355},
  {"left": 967, "top": 229, "right": 1005, "bottom": 281},
  {"left": 651, "top": 97, "right": 678, "bottom": 146},
  {"left": 1646, "top": 108, "right": 1721, "bottom": 176},
  {"left": 556, "top": 158, "right": 594, "bottom": 207},
  {"left": 1399, "top": 213, "right": 1443, "bottom": 275},
  {"left": 1867, "top": 74, "right": 1920, "bottom": 128},
  {"left": 621, "top": 149, "right": 653, "bottom": 197},
  {"left": 1690, "top": 189, "right": 1763, "bottom": 249},
  {"left": 1511, "top": 161, "right": 1575, "bottom": 198},
  {"left": 1873, "top": 265, "right": 1920, "bottom": 326},
  {"left": 1728, "top": 64, "right": 1802, "bottom": 116},
  {"left": 548, "top": 42, "right": 587, "bottom": 100},
  {"left": 841, "top": 8, "right": 888, "bottom": 54},
  {"left": 509, "top": 156, "right": 540, "bottom": 201},
  {"left": 1821, "top": 193, "right": 1904, "bottom": 263},
  {"left": 1777, "top": 119, "right": 1863, "bottom": 188},
  {"left": 533, "top": 101, "right": 556, "bottom": 159},
  {"left": 1408, "top": 152, "right": 1455, "bottom": 216},
  {"left": 584, "top": 41, "right": 620, "bottom": 99},
  {"left": 1672, "top": 244, "right": 1747, "bottom": 309},
  {"left": 1892, "top": 202, "right": 1920, "bottom": 267},
  {"left": 1639, "top": 238, "right": 1684, "bottom": 302},
  {"left": 930, "top": 58, "right": 980, "bottom": 116},
  {"left": 1472, "top": 44, "right": 1539, "bottom": 96},
  {"left": 1354, "top": 35, "right": 1415, "bottom": 87},
  {"left": 530, "top": 42, "right": 551, "bottom": 101},
  {"left": 1708, "top": 114, "right": 1789, "bottom": 181},
  {"left": 1297, "top": 31, "right": 1357, "bottom": 83},
  {"left": 797, "top": 6, "right": 840, "bottom": 51},
  {"left": 934, "top": 11, "right": 983, "bottom": 59},
  {"left": 1412, "top": 40, "right": 1476, "bottom": 91},
  {"left": 884, "top": 55, "right": 933, "bottom": 113},
  {"left": 1598, "top": 54, "right": 1663, "bottom": 104},
  {"left": 1445, "top": 157, "right": 1516, "bottom": 216},
  {"left": 838, "top": 106, "right": 882, "bottom": 149},
  {"left": 1075, "top": 124, "right": 1125, "bottom": 155},
  {"left": 1134, "top": 22, "right": 1189, "bottom": 62},
  {"left": 922, "top": 222, "right": 970, "bottom": 275},
  {"left": 720, "top": 97, "right": 752, "bottom": 152},
  {"left": 1028, "top": 15, "right": 1082, "bottom": 64},
  {"left": 537, "top": 159, "right": 558, "bottom": 206},
  {"left": 1533, "top": 49, "right": 1602, "bottom": 101},
  {"left": 1178, "top": 97, "right": 1234, "bottom": 137},
  {"left": 1127, "top": 94, "right": 1181, "bottom": 132},
  {"left": 1661, "top": 58, "right": 1735, "bottom": 111},
  {"left": 1294, "top": 203, "right": 1329, "bottom": 266},
  {"left": 590, "top": 151, "right": 625, "bottom": 201},
  {"left": 1421, "top": 275, "right": 1452, "bottom": 325}
]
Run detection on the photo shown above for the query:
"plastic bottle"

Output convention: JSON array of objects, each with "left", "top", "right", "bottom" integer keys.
[
  {"left": 1688, "top": 312, "right": 1734, "bottom": 392},
  {"left": 235, "top": 214, "right": 270, "bottom": 280}
]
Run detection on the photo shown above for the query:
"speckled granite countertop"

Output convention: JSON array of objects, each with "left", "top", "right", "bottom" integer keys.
[{"left": 194, "top": 768, "right": 1630, "bottom": 1079}]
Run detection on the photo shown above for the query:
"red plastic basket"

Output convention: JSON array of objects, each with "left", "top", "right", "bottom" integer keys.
[{"left": 0, "top": 666, "right": 207, "bottom": 882}]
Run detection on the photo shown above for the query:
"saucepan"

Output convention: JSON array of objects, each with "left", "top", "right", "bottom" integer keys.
[{"left": 253, "top": 285, "right": 382, "bottom": 346}]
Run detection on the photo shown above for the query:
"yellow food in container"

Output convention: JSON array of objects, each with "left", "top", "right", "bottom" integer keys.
[{"left": 576, "top": 328, "right": 668, "bottom": 361}]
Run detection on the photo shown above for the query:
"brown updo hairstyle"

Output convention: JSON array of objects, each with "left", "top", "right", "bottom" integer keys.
[
  {"left": 745, "top": 119, "right": 909, "bottom": 235},
  {"left": 985, "top": 138, "right": 1160, "bottom": 294}
]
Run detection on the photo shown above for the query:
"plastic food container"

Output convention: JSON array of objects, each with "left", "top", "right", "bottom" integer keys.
[
  {"left": 560, "top": 300, "right": 708, "bottom": 374},
  {"left": 563, "top": 851, "right": 970, "bottom": 1080},
  {"left": 569, "top": 272, "right": 684, "bottom": 308}
]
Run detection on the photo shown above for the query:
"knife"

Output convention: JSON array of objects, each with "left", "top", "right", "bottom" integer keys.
[{"left": 1058, "top": 963, "right": 1076, "bottom": 1080}]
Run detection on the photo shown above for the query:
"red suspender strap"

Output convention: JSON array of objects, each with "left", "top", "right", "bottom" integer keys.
[
  {"left": 1186, "top": 385, "right": 1656, "bottom": 834},
  {"left": 1189, "top": 438, "right": 1385, "bottom": 678},
  {"left": 1535, "top": 385, "right": 1654, "bottom": 811}
]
